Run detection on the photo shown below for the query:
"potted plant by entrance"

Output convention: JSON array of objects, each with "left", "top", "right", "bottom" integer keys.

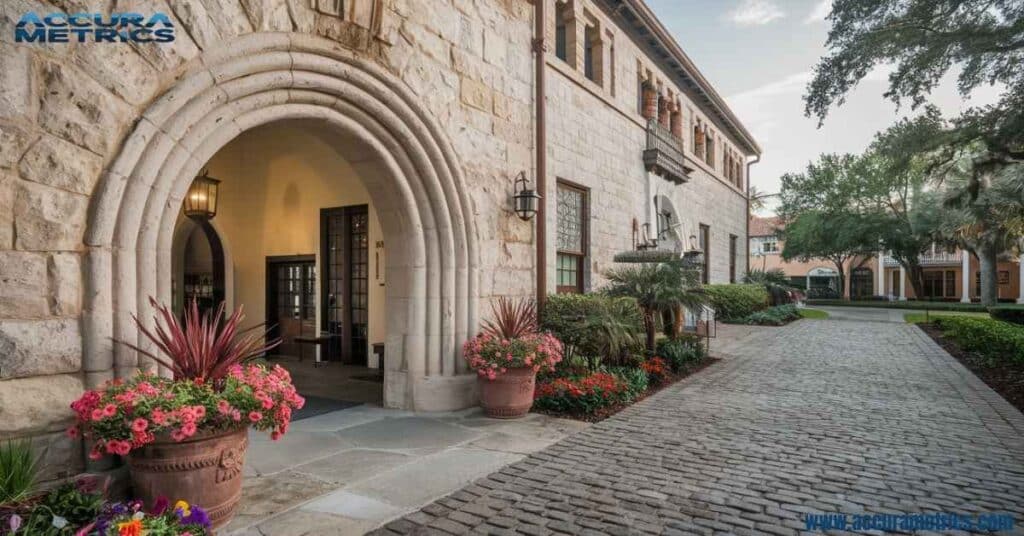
[
  {"left": 463, "top": 298, "right": 563, "bottom": 418},
  {"left": 68, "top": 299, "right": 304, "bottom": 530}
]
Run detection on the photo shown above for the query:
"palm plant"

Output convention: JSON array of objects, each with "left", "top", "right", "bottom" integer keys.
[
  {"left": 123, "top": 298, "right": 281, "bottom": 383},
  {"left": 604, "top": 260, "right": 706, "bottom": 353},
  {"left": 0, "top": 439, "right": 39, "bottom": 506},
  {"left": 481, "top": 297, "right": 538, "bottom": 339}
]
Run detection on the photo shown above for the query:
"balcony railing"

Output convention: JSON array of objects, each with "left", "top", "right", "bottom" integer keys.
[
  {"left": 643, "top": 119, "right": 692, "bottom": 184},
  {"left": 883, "top": 250, "right": 962, "bottom": 267}
]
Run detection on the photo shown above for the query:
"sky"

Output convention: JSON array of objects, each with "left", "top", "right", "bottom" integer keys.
[{"left": 645, "top": 0, "right": 1003, "bottom": 214}]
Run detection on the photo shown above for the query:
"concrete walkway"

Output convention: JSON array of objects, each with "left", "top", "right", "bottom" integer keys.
[
  {"left": 373, "top": 320, "right": 1024, "bottom": 535},
  {"left": 226, "top": 406, "right": 588, "bottom": 534}
]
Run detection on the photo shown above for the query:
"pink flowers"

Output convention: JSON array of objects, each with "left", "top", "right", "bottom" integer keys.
[
  {"left": 69, "top": 363, "right": 304, "bottom": 458},
  {"left": 463, "top": 331, "right": 564, "bottom": 380}
]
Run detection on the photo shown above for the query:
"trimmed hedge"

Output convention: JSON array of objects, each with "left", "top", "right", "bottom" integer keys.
[
  {"left": 933, "top": 316, "right": 1024, "bottom": 364},
  {"left": 705, "top": 284, "right": 769, "bottom": 320},
  {"left": 989, "top": 305, "right": 1024, "bottom": 326},
  {"left": 742, "top": 304, "right": 801, "bottom": 326},
  {"left": 807, "top": 299, "right": 990, "bottom": 313}
]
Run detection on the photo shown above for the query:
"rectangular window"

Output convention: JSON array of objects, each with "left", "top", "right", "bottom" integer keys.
[
  {"left": 975, "top": 271, "right": 981, "bottom": 297},
  {"left": 584, "top": 25, "right": 596, "bottom": 82},
  {"left": 729, "top": 234, "right": 738, "bottom": 283},
  {"left": 556, "top": 182, "right": 588, "bottom": 293},
  {"left": 699, "top": 224, "right": 710, "bottom": 285},
  {"left": 555, "top": 21, "right": 567, "bottom": 62},
  {"left": 608, "top": 42, "right": 616, "bottom": 96},
  {"left": 945, "top": 270, "right": 956, "bottom": 297}
]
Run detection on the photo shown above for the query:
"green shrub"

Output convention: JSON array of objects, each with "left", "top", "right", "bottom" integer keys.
[
  {"left": 656, "top": 337, "right": 704, "bottom": 372},
  {"left": 988, "top": 305, "right": 1024, "bottom": 326},
  {"left": 704, "top": 284, "right": 769, "bottom": 320},
  {"left": 0, "top": 439, "right": 39, "bottom": 505},
  {"left": 743, "top": 304, "right": 801, "bottom": 326},
  {"left": 933, "top": 316, "right": 1024, "bottom": 364},
  {"left": 540, "top": 293, "right": 643, "bottom": 371},
  {"left": 744, "top": 269, "right": 798, "bottom": 306},
  {"left": 611, "top": 367, "right": 649, "bottom": 402},
  {"left": 807, "top": 299, "right": 990, "bottom": 313}
]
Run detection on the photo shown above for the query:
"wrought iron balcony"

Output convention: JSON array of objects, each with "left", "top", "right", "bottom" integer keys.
[{"left": 643, "top": 119, "right": 692, "bottom": 184}]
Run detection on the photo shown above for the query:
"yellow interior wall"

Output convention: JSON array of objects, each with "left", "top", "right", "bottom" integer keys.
[{"left": 180, "top": 122, "right": 387, "bottom": 361}]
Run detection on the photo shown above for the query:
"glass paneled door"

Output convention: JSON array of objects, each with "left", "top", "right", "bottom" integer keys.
[
  {"left": 265, "top": 256, "right": 316, "bottom": 358},
  {"left": 321, "top": 205, "right": 369, "bottom": 365}
]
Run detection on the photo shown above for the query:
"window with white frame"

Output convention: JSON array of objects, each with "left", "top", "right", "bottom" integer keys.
[{"left": 752, "top": 236, "right": 779, "bottom": 255}]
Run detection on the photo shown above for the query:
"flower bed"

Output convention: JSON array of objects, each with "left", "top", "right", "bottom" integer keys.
[
  {"left": 533, "top": 342, "right": 715, "bottom": 422},
  {"left": 0, "top": 476, "right": 211, "bottom": 536},
  {"left": 919, "top": 320, "right": 1024, "bottom": 414}
]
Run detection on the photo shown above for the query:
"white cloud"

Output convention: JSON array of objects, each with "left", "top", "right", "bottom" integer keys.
[
  {"left": 726, "top": 0, "right": 785, "bottom": 27},
  {"left": 803, "top": 0, "right": 831, "bottom": 24}
]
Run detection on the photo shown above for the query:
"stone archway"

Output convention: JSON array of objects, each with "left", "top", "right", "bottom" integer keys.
[{"left": 82, "top": 34, "right": 479, "bottom": 411}]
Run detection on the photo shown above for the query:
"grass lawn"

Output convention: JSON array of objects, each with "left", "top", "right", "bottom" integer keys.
[
  {"left": 904, "top": 311, "right": 991, "bottom": 324},
  {"left": 799, "top": 308, "right": 829, "bottom": 320}
]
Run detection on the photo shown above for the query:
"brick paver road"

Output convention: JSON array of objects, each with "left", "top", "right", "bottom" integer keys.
[{"left": 371, "top": 320, "right": 1024, "bottom": 535}]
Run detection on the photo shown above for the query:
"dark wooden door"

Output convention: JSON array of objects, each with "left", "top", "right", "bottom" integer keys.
[
  {"left": 321, "top": 205, "right": 369, "bottom": 365},
  {"left": 266, "top": 256, "right": 316, "bottom": 358}
]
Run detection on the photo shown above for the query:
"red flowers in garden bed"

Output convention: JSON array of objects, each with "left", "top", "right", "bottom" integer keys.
[{"left": 533, "top": 372, "right": 629, "bottom": 414}]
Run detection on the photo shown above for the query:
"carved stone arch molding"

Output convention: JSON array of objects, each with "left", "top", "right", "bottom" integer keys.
[{"left": 83, "top": 33, "right": 480, "bottom": 411}]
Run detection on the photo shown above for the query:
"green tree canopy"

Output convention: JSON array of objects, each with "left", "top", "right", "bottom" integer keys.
[
  {"left": 805, "top": 0, "right": 1024, "bottom": 162},
  {"left": 781, "top": 211, "right": 876, "bottom": 298}
]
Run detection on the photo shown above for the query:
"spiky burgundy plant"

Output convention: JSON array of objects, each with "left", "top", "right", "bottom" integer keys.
[
  {"left": 481, "top": 297, "right": 538, "bottom": 339},
  {"left": 122, "top": 298, "right": 281, "bottom": 383}
]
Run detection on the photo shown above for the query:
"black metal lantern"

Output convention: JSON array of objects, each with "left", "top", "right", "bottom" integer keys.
[
  {"left": 513, "top": 171, "right": 541, "bottom": 221},
  {"left": 184, "top": 170, "right": 220, "bottom": 220}
]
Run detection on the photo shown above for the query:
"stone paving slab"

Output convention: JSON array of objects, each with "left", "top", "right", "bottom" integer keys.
[
  {"left": 226, "top": 408, "right": 588, "bottom": 535},
  {"left": 372, "top": 320, "right": 1024, "bottom": 536}
]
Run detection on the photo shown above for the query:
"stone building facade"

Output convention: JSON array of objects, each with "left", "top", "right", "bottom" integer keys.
[{"left": 0, "top": 0, "right": 759, "bottom": 478}]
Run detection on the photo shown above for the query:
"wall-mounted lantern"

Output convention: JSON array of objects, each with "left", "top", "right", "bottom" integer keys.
[
  {"left": 512, "top": 171, "right": 541, "bottom": 221},
  {"left": 184, "top": 170, "right": 220, "bottom": 220}
]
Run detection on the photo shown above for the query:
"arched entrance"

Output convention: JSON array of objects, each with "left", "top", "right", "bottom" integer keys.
[{"left": 82, "top": 34, "right": 480, "bottom": 411}]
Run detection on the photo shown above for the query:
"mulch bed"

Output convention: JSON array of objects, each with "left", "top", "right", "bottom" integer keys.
[
  {"left": 531, "top": 357, "right": 721, "bottom": 423},
  {"left": 918, "top": 323, "right": 1024, "bottom": 414}
]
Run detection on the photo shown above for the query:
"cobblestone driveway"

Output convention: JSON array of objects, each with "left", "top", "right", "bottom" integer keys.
[{"left": 371, "top": 320, "right": 1024, "bottom": 535}]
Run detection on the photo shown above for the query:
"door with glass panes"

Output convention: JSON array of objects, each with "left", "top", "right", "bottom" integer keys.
[
  {"left": 265, "top": 256, "right": 316, "bottom": 358},
  {"left": 321, "top": 205, "right": 369, "bottom": 365}
]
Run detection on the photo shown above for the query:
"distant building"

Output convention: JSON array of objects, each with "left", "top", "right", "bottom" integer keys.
[{"left": 749, "top": 216, "right": 1023, "bottom": 303}]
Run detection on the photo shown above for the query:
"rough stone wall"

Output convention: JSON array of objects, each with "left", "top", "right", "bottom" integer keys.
[
  {"left": 0, "top": 0, "right": 534, "bottom": 475},
  {"left": 0, "top": 0, "right": 751, "bottom": 473}
]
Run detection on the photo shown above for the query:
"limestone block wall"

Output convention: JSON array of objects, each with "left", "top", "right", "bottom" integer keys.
[
  {"left": 0, "top": 0, "right": 753, "bottom": 473},
  {"left": 0, "top": 0, "right": 534, "bottom": 473}
]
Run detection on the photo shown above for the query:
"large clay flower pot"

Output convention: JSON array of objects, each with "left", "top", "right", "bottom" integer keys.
[
  {"left": 479, "top": 367, "right": 536, "bottom": 418},
  {"left": 126, "top": 427, "right": 247, "bottom": 530}
]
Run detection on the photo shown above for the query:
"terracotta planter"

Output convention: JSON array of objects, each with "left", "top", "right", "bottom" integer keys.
[
  {"left": 478, "top": 367, "right": 536, "bottom": 419},
  {"left": 126, "top": 427, "right": 248, "bottom": 530}
]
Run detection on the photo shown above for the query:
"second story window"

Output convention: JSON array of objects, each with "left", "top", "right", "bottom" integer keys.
[
  {"left": 556, "top": 181, "right": 588, "bottom": 294},
  {"left": 555, "top": 2, "right": 572, "bottom": 64},
  {"left": 584, "top": 24, "right": 599, "bottom": 83}
]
